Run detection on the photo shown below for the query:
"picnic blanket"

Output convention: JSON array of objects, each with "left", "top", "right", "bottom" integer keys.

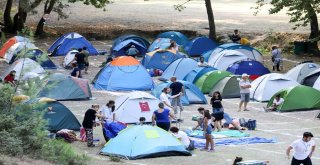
[
  {"left": 191, "top": 137, "right": 277, "bottom": 147},
  {"left": 186, "top": 129, "right": 250, "bottom": 139}
]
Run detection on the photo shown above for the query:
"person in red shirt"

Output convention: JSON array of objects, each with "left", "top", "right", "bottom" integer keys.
[{"left": 4, "top": 70, "right": 16, "bottom": 87}]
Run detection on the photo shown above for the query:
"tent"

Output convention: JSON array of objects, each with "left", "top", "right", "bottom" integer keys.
[
  {"left": 112, "top": 34, "right": 150, "bottom": 50},
  {"left": 286, "top": 63, "right": 320, "bottom": 84},
  {"left": 184, "top": 37, "right": 218, "bottom": 57},
  {"left": 156, "top": 31, "right": 189, "bottom": 46},
  {"left": 160, "top": 58, "right": 198, "bottom": 81},
  {"left": 267, "top": 85, "right": 320, "bottom": 112},
  {"left": 148, "top": 38, "right": 172, "bottom": 52},
  {"left": 201, "top": 49, "right": 214, "bottom": 62},
  {"left": 208, "top": 50, "right": 252, "bottom": 70},
  {"left": 250, "top": 73, "right": 300, "bottom": 102},
  {"left": 93, "top": 56, "right": 154, "bottom": 91},
  {"left": 48, "top": 32, "right": 98, "bottom": 56},
  {"left": 302, "top": 68, "right": 320, "bottom": 90},
  {"left": 0, "top": 36, "right": 31, "bottom": 58},
  {"left": 209, "top": 76, "right": 241, "bottom": 98},
  {"left": 142, "top": 49, "right": 184, "bottom": 71},
  {"left": 195, "top": 70, "right": 232, "bottom": 94},
  {"left": 20, "top": 49, "right": 57, "bottom": 69},
  {"left": 183, "top": 67, "right": 217, "bottom": 83},
  {"left": 4, "top": 42, "right": 37, "bottom": 63},
  {"left": 114, "top": 91, "right": 160, "bottom": 124},
  {"left": 100, "top": 125, "right": 191, "bottom": 159},
  {"left": 1, "top": 58, "right": 46, "bottom": 81},
  {"left": 111, "top": 39, "right": 147, "bottom": 56},
  {"left": 152, "top": 80, "right": 207, "bottom": 105},
  {"left": 226, "top": 60, "right": 270, "bottom": 80},
  {"left": 63, "top": 50, "right": 78, "bottom": 68},
  {"left": 209, "top": 43, "right": 263, "bottom": 62},
  {"left": 38, "top": 73, "right": 92, "bottom": 100},
  {"left": 37, "top": 99, "right": 81, "bottom": 131}
]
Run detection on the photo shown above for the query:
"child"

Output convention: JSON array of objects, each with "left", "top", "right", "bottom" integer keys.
[
  {"left": 200, "top": 110, "right": 215, "bottom": 152},
  {"left": 138, "top": 117, "right": 146, "bottom": 125},
  {"left": 210, "top": 91, "right": 223, "bottom": 113}
]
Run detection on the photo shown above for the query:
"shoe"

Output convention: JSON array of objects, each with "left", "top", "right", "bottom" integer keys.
[
  {"left": 207, "top": 149, "right": 215, "bottom": 152},
  {"left": 243, "top": 109, "right": 250, "bottom": 111},
  {"left": 88, "top": 144, "right": 95, "bottom": 147},
  {"left": 177, "top": 119, "right": 184, "bottom": 122},
  {"left": 200, "top": 148, "right": 208, "bottom": 151}
]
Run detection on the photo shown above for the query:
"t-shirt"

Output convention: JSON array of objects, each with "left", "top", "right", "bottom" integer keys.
[
  {"left": 4, "top": 74, "right": 15, "bottom": 83},
  {"left": 231, "top": 34, "right": 241, "bottom": 43},
  {"left": 290, "top": 139, "right": 316, "bottom": 160},
  {"left": 272, "top": 49, "right": 282, "bottom": 59},
  {"left": 173, "top": 131, "right": 190, "bottom": 147},
  {"left": 154, "top": 109, "right": 170, "bottom": 123},
  {"left": 82, "top": 109, "right": 97, "bottom": 128},
  {"left": 83, "top": 50, "right": 89, "bottom": 63},
  {"left": 75, "top": 52, "right": 86, "bottom": 64},
  {"left": 99, "top": 106, "right": 114, "bottom": 122},
  {"left": 210, "top": 97, "right": 222, "bottom": 108},
  {"left": 71, "top": 68, "right": 81, "bottom": 78},
  {"left": 170, "top": 82, "right": 183, "bottom": 95},
  {"left": 160, "top": 92, "right": 171, "bottom": 109},
  {"left": 239, "top": 79, "right": 250, "bottom": 94},
  {"left": 197, "top": 61, "right": 208, "bottom": 67},
  {"left": 273, "top": 98, "right": 284, "bottom": 106}
]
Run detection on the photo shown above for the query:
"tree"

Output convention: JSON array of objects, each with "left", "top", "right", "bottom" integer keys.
[
  {"left": 254, "top": 0, "right": 320, "bottom": 55},
  {"left": 174, "top": 0, "right": 216, "bottom": 40}
]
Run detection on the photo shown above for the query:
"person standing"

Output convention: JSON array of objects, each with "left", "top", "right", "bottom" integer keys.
[
  {"left": 82, "top": 105, "right": 103, "bottom": 147},
  {"left": 169, "top": 77, "right": 184, "bottom": 118},
  {"left": 152, "top": 103, "right": 176, "bottom": 131},
  {"left": 271, "top": 46, "right": 283, "bottom": 71},
  {"left": 200, "top": 110, "right": 215, "bottom": 152},
  {"left": 99, "top": 100, "right": 116, "bottom": 123},
  {"left": 211, "top": 91, "right": 223, "bottom": 112},
  {"left": 286, "top": 132, "right": 316, "bottom": 165},
  {"left": 82, "top": 47, "right": 90, "bottom": 74},
  {"left": 239, "top": 73, "right": 251, "bottom": 112},
  {"left": 159, "top": 87, "right": 180, "bottom": 110},
  {"left": 74, "top": 48, "right": 86, "bottom": 70}
]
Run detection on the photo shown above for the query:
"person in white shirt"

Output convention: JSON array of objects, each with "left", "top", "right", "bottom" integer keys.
[
  {"left": 238, "top": 73, "right": 251, "bottom": 112},
  {"left": 197, "top": 57, "right": 209, "bottom": 67},
  {"left": 264, "top": 94, "right": 284, "bottom": 112},
  {"left": 286, "top": 132, "right": 316, "bottom": 165},
  {"left": 159, "top": 87, "right": 181, "bottom": 110},
  {"left": 170, "top": 126, "right": 191, "bottom": 148},
  {"left": 99, "top": 100, "right": 116, "bottom": 123}
]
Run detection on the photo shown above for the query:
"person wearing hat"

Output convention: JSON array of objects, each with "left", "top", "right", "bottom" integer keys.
[
  {"left": 126, "top": 44, "right": 140, "bottom": 57},
  {"left": 238, "top": 73, "right": 251, "bottom": 112},
  {"left": 286, "top": 132, "right": 316, "bottom": 165}
]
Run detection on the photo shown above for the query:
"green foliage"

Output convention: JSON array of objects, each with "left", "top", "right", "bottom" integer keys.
[{"left": 109, "top": 156, "right": 121, "bottom": 162}]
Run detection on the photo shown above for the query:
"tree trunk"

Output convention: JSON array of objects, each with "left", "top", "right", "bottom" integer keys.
[
  {"left": 3, "top": 0, "right": 14, "bottom": 33},
  {"left": 308, "top": 5, "right": 320, "bottom": 55},
  {"left": 13, "top": 7, "right": 27, "bottom": 32},
  {"left": 35, "top": 0, "right": 57, "bottom": 37},
  {"left": 204, "top": 0, "right": 216, "bottom": 40}
]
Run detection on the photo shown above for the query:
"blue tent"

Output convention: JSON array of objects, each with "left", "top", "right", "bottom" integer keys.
[
  {"left": 156, "top": 31, "right": 189, "bottom": 46},
  {"left": 142, "top": 49, "right": 184, "bottom": 71},
  {"left": 23, "top": 49, "right": 57, "bottom": 69},
  {"left": 201, "top": 49, "right": 214, "bottom": 62},
  {"left": 148, "top": 38, "right": 172, "bottom": 52},
  {"left": 160, "top": 58, "right": 198, "bottom": 81},
  {"left": 152, "top": 80, "right": 207, "bottom": 105},
  {"left": 93, "top": 56, "right": 154, "bottom": 91},
  {"left": 183, "top": 67, "right": 217, "bottom": 83},
  {"left": 100, "top": 125, "right": 191, "bottom": 159},
  {"left": 209, "top": 43, "right": 263, "bottom": 62},
  {"left": 112, "top": 34, "right": 150, "bottom": 50},
  {"left": 111, "top": 39, "right": 147, "bottom": 56},
  {"left": 48, "top": 32, "right": 98, "bottom": 56},
  {"left": 226, "top": 60, "right": 270, "bottom": 80},
  {"left": 184, "top": 37, "right": 218, "bottom": 57}
]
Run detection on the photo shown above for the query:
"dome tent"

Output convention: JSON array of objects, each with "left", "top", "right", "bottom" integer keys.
[
  {"left": 93, "top": 56, "right": 154, "bottom": 91},
  {"left": 142, "top": 49, "right": 184, "bottom": 71},
  {"left": 183, "top": 67, "right": 217, "bottom": 83},
  {"left": 184, "top": 37, "right": 218, "bottom": 57},
  {"left": 226, "top": 60, "right": 270, "bottom": 80},
  {"left": 208, "top": 50, "right": 251, "bottom": 70},
  {"left": 195, "top": 70, "right": 232, "bottom": 94},
  {"left": 160, "top": 58, "right": 198, "bottom": 81},
  {"left": 0, "top": 36, "right": 31, "bottom": 58},
  {"left": 100, "top": 125, "right": 191, "bottom": 160},
  {"left": 112, "top": 34, "right": 150, "bottom": 50},
  {"left": 286, "top": 62, "right": 320, "bottom": 84},
  {"left": 156, "top": 31, "right": 189, "bottom": 46},
  {"left": 302, "top": 68, "right": 320, "bottom": 90},
  {"left": 209, "top": 76, "right": 241, "bottom": 98},
  {"left": 111, "top": 39, "right": 147, "bottom": 57},
  {"left": 147, "top": 38, "right": 172, "bottom": 52},
  {"left": 4, "top": 42, "right": 37, "bottom": 64}
]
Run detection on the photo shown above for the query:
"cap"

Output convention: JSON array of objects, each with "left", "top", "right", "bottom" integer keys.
[
  {"left": 242, "top": 73, "right": 249, "bottom": 78},
  {"left": 303, "top": 132, "right": 314, "bottom": 137}
]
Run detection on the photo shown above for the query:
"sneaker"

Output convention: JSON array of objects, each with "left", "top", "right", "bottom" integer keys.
[{"left": 177, "top": 119, "right": 184, "bottom": 122}]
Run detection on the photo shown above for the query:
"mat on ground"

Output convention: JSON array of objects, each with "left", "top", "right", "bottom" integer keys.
[
  {"left": 191, "top": 137, "right": 277, "bottom": 147},
  {"left": 186, "top": 129, "right": 249, "bottom": 139}
]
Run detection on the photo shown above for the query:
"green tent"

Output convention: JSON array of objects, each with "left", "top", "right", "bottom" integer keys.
[
  {"left": 195, "top": 70, "right": 232, "bottom": 94},
  {"left": 267, "top": 85, "right": 320, "bottom": 112},
  {"left": 209, "top": 75, "right": 241, "bottom": 98}
]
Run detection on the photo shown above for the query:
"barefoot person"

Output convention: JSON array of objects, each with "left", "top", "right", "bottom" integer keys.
[
  {"left": 264, "top": 94, "right": 284, "bottom": 112},
  {"left": 200, "top": 110, "right": 215, "bottom": 152},
  {"left": 286, "top": 132, "right": 316, "bottom": 165},
  {"left": 239, "top": 73, "right": 251, "bottom": 112}
]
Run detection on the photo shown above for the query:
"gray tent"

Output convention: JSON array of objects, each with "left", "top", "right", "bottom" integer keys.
[
  {"left": 209, "top": 75, "right": 240, "bottom": 98},
  {"left": 285, "top": 62, "right": 320, "bottom": 84}
]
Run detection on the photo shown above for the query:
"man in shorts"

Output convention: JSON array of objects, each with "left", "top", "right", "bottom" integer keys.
[{"left": 239, "top": 73, "right": 251, "bottom": 112}]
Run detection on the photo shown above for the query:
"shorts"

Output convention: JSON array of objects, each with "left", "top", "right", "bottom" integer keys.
[
  {"left": 205, "top": 125, "right": 212, "bottom": 134},
  {"left": 240, "top": 93, "right": 250, "bottom": 102}
]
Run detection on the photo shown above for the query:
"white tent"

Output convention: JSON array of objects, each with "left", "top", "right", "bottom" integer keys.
[
  {"left": 208, "top": 50, "right": 251, "bottom": 70},
  {"left": 115, "top": 91, "right": 160, "bottom": 124},
  {"left": 1, "top": 58, "right": 45, "bottom": 81},
  {"left": 63, "top": 50, "right": 78, "bottom": 67},
  {"left": 302, "top": 68, "right": 320, "bottom": 90},
  {"left": 285, "top": 62, "right": 320, "bottom": 84},
  {"left": 5, "top": 42, "right": 37, "bottom": 63},
  {"left": 250, "top": 73, "right": 299, "bottom": 102}
]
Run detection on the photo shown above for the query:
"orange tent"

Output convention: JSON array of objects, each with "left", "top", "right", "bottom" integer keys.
[
  {"left": 110, "top": 56, "right": 140, "bottom": 66},
  {"left": 0, "top": 36, "right": 30, "bottom": 58}
]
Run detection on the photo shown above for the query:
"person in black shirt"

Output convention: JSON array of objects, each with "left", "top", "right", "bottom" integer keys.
[
  {"left": 169, "top": 76, "right": 184, "bottom": 118},
  {"left": 82, "top": 104, "right": 103, "bottom": 147},
  {"left": 230, "top": 29, "right": 241, "bottom": 43},
  {"left": 210, "top": 91, "right": 223, "bottom": 113},
  {"left": 74, "top": 48, "right": 86, "bottom": 70},
  {"left": 70, "top": 63, "right": 82, "bottom": 78}
]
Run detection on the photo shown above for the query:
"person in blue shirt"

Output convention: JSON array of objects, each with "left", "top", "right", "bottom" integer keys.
[
  {"left": 126, "top": 45, "right": 140, "bottom": 57},
  {"left": 152, "top": 103, "right": 176, "bottom": 131}
]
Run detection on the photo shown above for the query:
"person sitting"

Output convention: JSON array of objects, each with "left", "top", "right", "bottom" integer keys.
[
  {"left": 197, "top": 57, "right": 209, "bottom": 67},
  {"left": 169, "top": 126, "right": 193, "bottom": 150},
  {"left": 126, "top": 45, "right": 140, "bottom": 57},
  {"left": 4, "top": 70, "right": 16, "bottom": 87},
  {"left": 138, "top": 117, "right": 146, "bottom": 125},
  {"left": 230, "top": 29, "right": 241, "bottom": 43},
  {"left": 264, "top": 94, "right": 284, "bottom": 112},
  {"left": 70, "top": 63, "right": 82, "bottom": 78},
  {"left": 168, "top": 40, "right": 179, "bottom": 52}
]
